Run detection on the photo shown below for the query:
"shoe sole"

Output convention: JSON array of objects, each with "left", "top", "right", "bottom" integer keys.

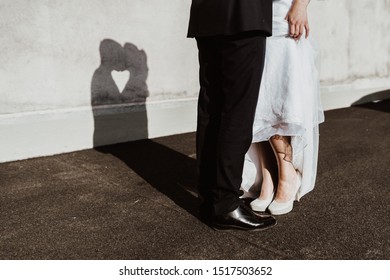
[
  {"left": 212, "top": 221, "right": 277, "bottom": 232},
  {"left": 250, "top": 205, "right": 268, "bottom": 212},
  {"left": 252, "top": 210, "right": 271, "bottom": 216}
]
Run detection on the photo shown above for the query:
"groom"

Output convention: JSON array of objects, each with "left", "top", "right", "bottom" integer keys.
[{"left": 188, "top": 0, "right": 277, "bottom": 231}]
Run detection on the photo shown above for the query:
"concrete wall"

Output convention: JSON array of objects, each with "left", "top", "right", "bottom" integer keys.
[
  {"left": 1, "top": 0, "right": 390, "bottom": 163},
  {"left": 0, "top": 0, "right": 199, "bottom": 114},
  {"left": 309, "top": 0, "right": 390, "bottom": 109}
]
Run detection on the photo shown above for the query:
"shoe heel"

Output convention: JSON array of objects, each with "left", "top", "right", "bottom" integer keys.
[{"left": 295, "top": 171, "right": 302, "bottom": 202}]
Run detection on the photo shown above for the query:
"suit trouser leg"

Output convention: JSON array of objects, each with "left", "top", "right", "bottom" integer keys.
[{"left": 196, "top": 34, "right": 266, "bottom": 216}]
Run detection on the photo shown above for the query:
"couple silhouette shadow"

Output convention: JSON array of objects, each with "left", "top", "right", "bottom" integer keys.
[
  {"left": 91, "top": 39, "right": 148, "bottom": 105},
  {"left": 91, "top": 39, "right": 199, "bottom": 218}
]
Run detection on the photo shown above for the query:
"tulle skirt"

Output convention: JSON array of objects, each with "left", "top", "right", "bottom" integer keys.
[{"left": 242, "top": 0, "right": 325, "bottom": 199}]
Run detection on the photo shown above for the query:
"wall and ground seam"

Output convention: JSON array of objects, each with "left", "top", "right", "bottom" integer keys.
[{"left": 1, "top": 0, "right": 389, "bottom": 163}]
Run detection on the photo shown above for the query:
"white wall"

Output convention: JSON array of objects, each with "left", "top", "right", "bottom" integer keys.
[
  {"left": 309, "top": 0, "right": 390, "bottom": 109},
  {"left": 0, "top": 0, "right": 199, "bottom": 114},
  {"left": 1, "top": 0, "right": 389, "bottom": 163}
]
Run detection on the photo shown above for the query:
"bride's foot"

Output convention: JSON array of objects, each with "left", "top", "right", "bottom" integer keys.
[
  {"left": 273, "top": 168, "right": 299, "bottom": 203},
  {"left": 268, "top": 135, "right": 301, "bottom": 215},
  {"left": 250, "top": 177, "right": 275, "bottom": 212},
  {"left": 250, "top": 191, "right": 274, "bottom": 212},
  {"left": 268, "top": 171, "right": 301, "bottom": 215},
  {"left": 249, "top": 141, "right": 278, "bottom": 212}
]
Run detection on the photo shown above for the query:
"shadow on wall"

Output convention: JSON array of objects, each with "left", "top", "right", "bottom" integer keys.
[
  {"left": 351, "top": 89, "right": 390, "bottom": 113},
  {"left": 91, "top": 39, "right": 149, "bottom": 147}
]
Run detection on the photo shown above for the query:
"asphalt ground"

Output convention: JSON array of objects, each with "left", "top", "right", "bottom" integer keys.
[{"left": 0, "top": 100, "right": 389, "bottom": 259}]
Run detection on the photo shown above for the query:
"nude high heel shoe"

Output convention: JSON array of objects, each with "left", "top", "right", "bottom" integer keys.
[
  {"left": 250, "top": 192, "right": 274, "bottom": 212},
  {"left": 268, "top": 171, "right": 302, "bottom": 215}
]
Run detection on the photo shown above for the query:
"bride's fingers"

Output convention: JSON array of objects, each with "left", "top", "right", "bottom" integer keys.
[
  {"left": 289, "top": 23, "right": 296, "bottom": 38},
  {"left": 292, "top": 24, "right": 302, "bottom": 40},
  {"left": 305, "top": 23, "right": 310, "bottom": 38},
  {"left": 297, "top": 24, "right": 304, "bottom": 40}
]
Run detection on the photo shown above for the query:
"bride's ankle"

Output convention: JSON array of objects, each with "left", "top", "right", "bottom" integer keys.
[
  {"left": 258, "top": 182, "right": 274, "bottom": 199},
  {"left": 274, "top": 176, "right": 298, "bottom": 201}
]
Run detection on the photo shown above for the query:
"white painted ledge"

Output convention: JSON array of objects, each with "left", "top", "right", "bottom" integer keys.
[
  {"left": 1, "top": 84, "right": 389, "bottom": 163},
  {"left": 0, "top": 98, "right": 197, "bottom": 163}
]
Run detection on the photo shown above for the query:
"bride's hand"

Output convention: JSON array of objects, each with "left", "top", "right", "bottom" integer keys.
[{"left": 285, "top": 0, "right": 310, "bottom": 40}]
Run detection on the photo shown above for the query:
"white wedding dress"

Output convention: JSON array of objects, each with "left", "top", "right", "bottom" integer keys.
[{"left": 241, "top": 0, "right": 325, "bottom": 199}]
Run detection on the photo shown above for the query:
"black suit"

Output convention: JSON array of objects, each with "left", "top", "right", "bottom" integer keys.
[
  {"left": 188, "top": 0, "right": 272, "bottom": 38},
  {"left": 188, "top": 0, "right": 272, "bottom": 216}
]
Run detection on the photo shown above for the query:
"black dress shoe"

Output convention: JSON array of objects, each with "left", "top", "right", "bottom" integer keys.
[{"left": 212, "top": 204, "right": 276, "bottom": 231}]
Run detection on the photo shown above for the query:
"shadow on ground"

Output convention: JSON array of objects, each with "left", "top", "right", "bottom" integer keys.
[
  {"left": 96, "top": 139, "right": 199, "bottom": 218},
  {"left": 351, "top": 89, "right": 390, "bottom": 113}
]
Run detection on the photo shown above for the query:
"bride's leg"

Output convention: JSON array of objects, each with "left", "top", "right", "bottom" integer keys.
[
  {"left": 270, "top": 135, "right": 298, "bottom": 202},
  {"left": 256, "top": 141, "right": 278, "bottom": 199}
]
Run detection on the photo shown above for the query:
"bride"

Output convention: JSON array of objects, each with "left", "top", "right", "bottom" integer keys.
[{"left": 241, "top": 0, "right": 325, "bottom": 215}]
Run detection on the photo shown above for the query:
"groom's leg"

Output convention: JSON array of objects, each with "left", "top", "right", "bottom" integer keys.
[
  {"left": 213, "top": 34, "right": 266, "bottom": 215},
  {"left": 195, "top": 34, "right": 266, "bottom": 217},
  {"left": 196, "top": 37, "right": 223, "bottom": 213}
]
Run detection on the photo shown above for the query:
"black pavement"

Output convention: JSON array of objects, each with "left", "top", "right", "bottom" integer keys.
[{"left": 0, "top": 100, "right": 389, "bottom": 260}]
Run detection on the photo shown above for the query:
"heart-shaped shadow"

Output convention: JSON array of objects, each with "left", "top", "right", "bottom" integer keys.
[{"left": 111, "top": 70, "right": 130, "bottom": 93}]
